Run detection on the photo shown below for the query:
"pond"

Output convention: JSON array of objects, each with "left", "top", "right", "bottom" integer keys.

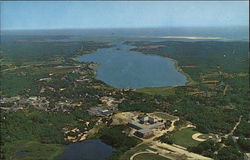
[
  {"left": 76, "top": 41, "right": 187, "bottom": 89},
  {"left": 56, "top": 139, "right": 114, "bottom": 160}
]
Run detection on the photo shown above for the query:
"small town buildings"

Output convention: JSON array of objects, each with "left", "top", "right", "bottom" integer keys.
[
  {"left": 39, "top": 77, "right": 52, "bottom": 81},
  {"left": 138, "top": 114, "right": 158, "bottom": 124},
  {"left": 165, "top": 120, "right": 172, "bottom": 128},
  {"left": 101, "top": 110, "right": 112, "bottom": 117},
  {"left": 148, "top": 117, "right": 158, "bottom": 124},
  {"left": 0, "top": 96, "right": 20, "bottom": 103},
  {"left": 139, "top": 115, "right": 149, "bottom": 124},
  {"left": 87, "top": 106, "right": 117, "bottom": 117}
]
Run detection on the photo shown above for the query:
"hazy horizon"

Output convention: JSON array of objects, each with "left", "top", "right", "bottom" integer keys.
[
  {"left": 1, "top": 26, "right": 248, "bottom": 41},
  {"left": 1, "top": 1, "right": 249, "bottom": 30},
  {"left": 1, "top": 25, "right": 249, "bottom": 31}
]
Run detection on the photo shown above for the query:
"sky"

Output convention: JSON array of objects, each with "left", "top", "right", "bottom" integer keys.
[{"left": 1, "top": 1, "right": 249, "bottom": 30}]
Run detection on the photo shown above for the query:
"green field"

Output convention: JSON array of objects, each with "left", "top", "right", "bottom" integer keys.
[
  {"left": 119, "top": 144, "right": 150, "bottom": 160},
  {"left": 153, "top": 112, "right": 178, "bottom": 121},
  {"left": 136, "top": 86, "right": 176, "bottom": 96},
  {"left": 172, "top": 128, "right": 200, "bottom": 148},
  {"left": 134, "top": 153, "right": 170, "bottom": 160}
]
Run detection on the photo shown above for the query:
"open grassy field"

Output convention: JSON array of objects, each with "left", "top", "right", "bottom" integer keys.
[
  {"left": 134, "top": 153, "right": 170, "bottom": 160},
  {"left": 172, "top": 128, "right": 200, "bottom": 148},
  {"left": 119, "top": 144, "right": 150, "bottom": 160},
  {"left": 135, "top": 85, "right": 197, "bottom": 96},
  {"left": 135, "top": 86, "right": 176, "bottom": 96},
  {"left": 153, "top": 112, "right": 178, "bottom": 121}
]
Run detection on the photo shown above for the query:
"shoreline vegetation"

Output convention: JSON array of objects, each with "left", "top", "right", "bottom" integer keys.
[{"left": 164, "top": 56, "right": 195, "bottom": 86}]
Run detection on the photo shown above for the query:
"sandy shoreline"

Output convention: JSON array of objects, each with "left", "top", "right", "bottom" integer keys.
[
  {"left": 159, "top": 36, "right": 222, "bottom": 40},
  {"left": 165, "top": 57, "right": 195, "bottom": 86}
]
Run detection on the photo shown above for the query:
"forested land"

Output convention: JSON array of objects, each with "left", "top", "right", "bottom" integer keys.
[{"left": 0, "top": 37, "right": 249, "bottom": 160}]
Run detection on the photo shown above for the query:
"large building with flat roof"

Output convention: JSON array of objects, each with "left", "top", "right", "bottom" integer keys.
[
  {"left": 128, "top": 121, "right": 143, "bottom": 130},
  {"left": 134, "top": 129, "right": 153, "bottom": 138},
  {"left": 128, "top": 114, "right": 165, "bottom": 138}
]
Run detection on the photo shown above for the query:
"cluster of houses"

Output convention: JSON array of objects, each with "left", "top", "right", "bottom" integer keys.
[
  {"left": 0, "top": 96, "right": 21, "bottom": 104},
  {"left": 38, "top": 77, "right": 52, "bottom": 82},
  {"left": 63, "top": 127, "right": 88, "bottom": 143},
  {"left": 76, "top": 75, "right": 90, "bottom": 82},
  {"left": 128, "top": 114, "right": 171, "bottom": 138},
  {"left": 72, "top": 63, "right": 91, "bottom": 73},
  {"left": 100, "top": 96, "right": 117, "bottom": 106},
  {"left": 0, "top": 95, "right": 81, "bottom": 113},
  {"left": 87, "top": 96, "right": 123, "bottom": 117},
  {"left": 0, "top": 96, "right": 50, "bottom": 112},
  {"left": 87, "top": 105, "right": 118, "bottom": 117}
]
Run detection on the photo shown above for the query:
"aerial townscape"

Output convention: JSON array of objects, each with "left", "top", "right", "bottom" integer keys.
[{"left": 0, "top": 1, "right": 249, "bottom": 160}]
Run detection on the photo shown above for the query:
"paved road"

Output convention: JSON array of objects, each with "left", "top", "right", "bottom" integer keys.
[
  {"left": 225, "top": 115, "right": 242, "bottom": 138},
  {"left": 151, "top": 141, "right": 213, "bottom": 160}
]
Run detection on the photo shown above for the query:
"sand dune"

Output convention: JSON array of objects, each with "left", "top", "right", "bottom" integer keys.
[{"left": 160, "top": 36, "right": 222, "bottom": 40}]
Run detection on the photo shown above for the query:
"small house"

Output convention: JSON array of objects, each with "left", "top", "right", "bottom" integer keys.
[
  {"left": 139, "top": 115, "right": 149, "bottom": 124},
  {"left": 148, "top": 117, "right": 158, "bottom": 124}
]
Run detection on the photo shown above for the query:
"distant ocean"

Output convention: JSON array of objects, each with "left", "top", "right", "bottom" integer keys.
[{"left": 1, "top": 26, "right": 249, "bottom": 41}]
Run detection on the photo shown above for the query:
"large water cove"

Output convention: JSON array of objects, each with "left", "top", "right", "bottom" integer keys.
[{"left": 76, "top": 41, "right": 187, "bottom": 89}]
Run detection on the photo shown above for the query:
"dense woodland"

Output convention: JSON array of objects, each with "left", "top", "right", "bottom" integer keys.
[
  {"left": 0, "top": 37, "right": 249, "bottom": 160},
  {"left": 128, "top": 40, "right": 249, "bottom": 134},
  {"left": 128, "top": 41, "right": 248, "bottom": 80},
  {"left": 94, "top": 125, "right": 142, "bottom": 160},
  {"left": 127, "top": 40, "right": 250, "bottom": 159}
]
